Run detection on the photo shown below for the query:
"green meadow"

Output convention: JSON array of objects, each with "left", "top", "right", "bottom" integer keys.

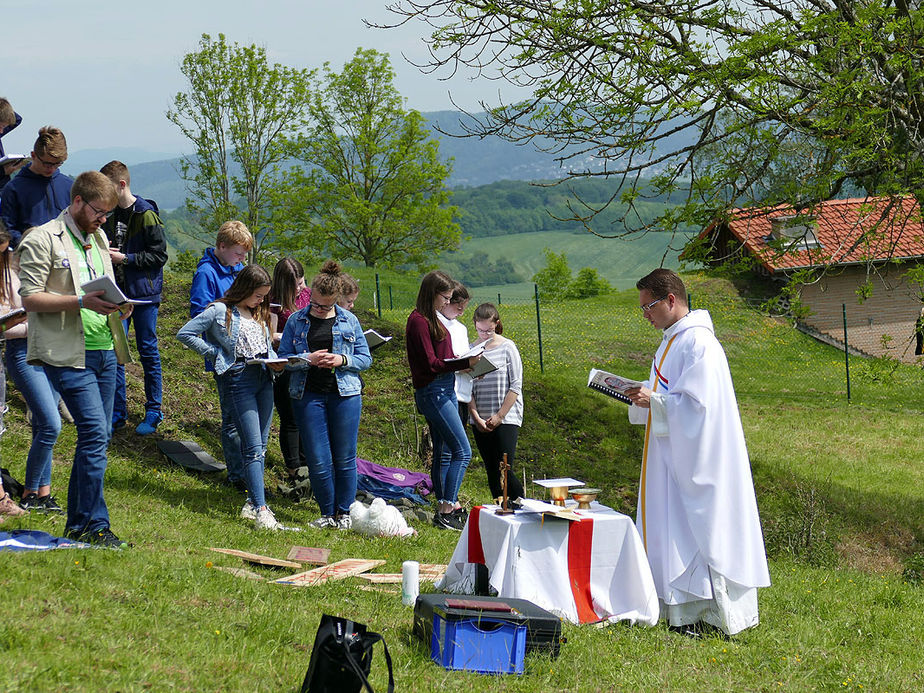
[{"left": 1, "top": 271, "right": 922, "bottom": 691}]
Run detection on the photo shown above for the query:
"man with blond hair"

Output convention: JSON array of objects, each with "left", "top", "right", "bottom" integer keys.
[
  {"left": 0, "top": 126, "right": 73, "bottom": 247},
  {"left": 18, "top": 171, "right": 133, "bottom": 548},
  {"left": 189, "top": 220, "right": 253, "bottom": 493},
  {"left": 100, "top": 160, "right": 168, "bottom": 435},
  {"left": 0, "top": 97, "right": 26, "bottom": 190}
]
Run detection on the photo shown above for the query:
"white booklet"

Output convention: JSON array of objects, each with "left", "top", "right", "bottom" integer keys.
[
  {"left": 0, "top": 154, "right": 27, "bottom": 167},
  {"left": 363, "top": 328, "right": 392, "bottom": 350},
  {"left": 245, "top": 357, "right": 288, "bottom": 366},
  {"left": 80, "top": 275, "right": 153, "bottom": 305},
  {"left": 444, "top": 339, "right": 488, "bottom": 362}
]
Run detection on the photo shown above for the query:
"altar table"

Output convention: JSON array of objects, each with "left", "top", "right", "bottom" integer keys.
[{"left": 437, "top": 505, "right": 660, "bottom": 626}]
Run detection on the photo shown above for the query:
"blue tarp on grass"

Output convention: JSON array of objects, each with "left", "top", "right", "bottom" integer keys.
[{"left": 0, "top": 529, "right": 89, "bottom": 551}]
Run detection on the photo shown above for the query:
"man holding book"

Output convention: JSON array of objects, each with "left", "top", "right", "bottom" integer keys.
[
  {"left": 625, "top": 268, "right": 769, "bottom": 636},
  {"left": 17, "top": 171, "right": 132, "bottom": 548}
]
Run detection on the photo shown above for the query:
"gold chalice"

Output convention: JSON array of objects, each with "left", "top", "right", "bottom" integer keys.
[{"left": 570, "top": 488, "right": 601, "bottom": 510}]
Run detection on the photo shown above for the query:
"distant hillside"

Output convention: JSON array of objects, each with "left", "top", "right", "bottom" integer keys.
[
  {"left": 451, "top": 178, "right": 694, "bottom": 238},
  {"left": 65, "top": 109, "right": 695, "bottom": 210}
]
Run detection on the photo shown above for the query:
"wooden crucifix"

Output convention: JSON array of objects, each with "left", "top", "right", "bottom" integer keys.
[{"left": 496, "top": 453, "right": 514, "bottom": 515}]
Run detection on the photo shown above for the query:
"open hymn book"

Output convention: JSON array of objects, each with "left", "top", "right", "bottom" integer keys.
[{"left": 587, "top": 368, "right": 644, "bottom": 405}]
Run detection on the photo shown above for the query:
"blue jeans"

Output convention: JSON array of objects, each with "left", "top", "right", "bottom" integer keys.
[
  {"left": 220, "top": 363, "right": 274, "bottom": 508},
  {"left": 415, "top": 373, "right": 471, "bottom": 505},
  {"left": 44, "top": 350, "right": 117, "bottom": 534},
  {"left": 292, "top": 390, "right": 362, "bottom": 517},
  {"left": 213, "top": 371, "right": 245, "bottom": 484},
  {"left": 113, "top": 303, "right": 162, "bottom": 421},
  {"left": 5, "top": 338, "right": 62, "bottom": 490}
]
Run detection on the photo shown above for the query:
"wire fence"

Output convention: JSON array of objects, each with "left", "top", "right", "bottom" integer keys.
[{"left": 362, "top": 274, "right": 924, "bottom": 412}]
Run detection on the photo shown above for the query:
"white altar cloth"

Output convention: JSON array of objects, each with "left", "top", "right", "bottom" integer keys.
[{"left": 437, "top": 505, "right": 659, "bottom": 626}]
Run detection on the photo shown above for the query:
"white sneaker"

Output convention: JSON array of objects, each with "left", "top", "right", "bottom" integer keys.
[
  {"left": 309, "top": 515, "right": 336, "bottom": 529},
  {"left": 335, "top": 515, "right": 352, "bottom": 531},
  {"left": 240, "top": 501, "right": 257, "bottom": 520},
  {"left": 254, "top": 506, "right": 281, "bottom": 530}
]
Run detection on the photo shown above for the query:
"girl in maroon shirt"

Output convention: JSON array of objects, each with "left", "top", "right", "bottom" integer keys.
[{"left": 405, "top": 270, "right": 479, "bottom": 531}]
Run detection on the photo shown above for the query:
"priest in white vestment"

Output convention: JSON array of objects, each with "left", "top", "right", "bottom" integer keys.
[{"left": 626, "top": 269, "right": 770, "bottom": 636}]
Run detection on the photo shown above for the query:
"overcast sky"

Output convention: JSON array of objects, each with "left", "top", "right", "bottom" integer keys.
[{"left": 3, "top": 0, "right": 522, "bottom": 158}]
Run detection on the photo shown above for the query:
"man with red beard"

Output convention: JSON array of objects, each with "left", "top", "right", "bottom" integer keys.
[{"left": 17, "top": 171, "right": 133, "bottom": 548}]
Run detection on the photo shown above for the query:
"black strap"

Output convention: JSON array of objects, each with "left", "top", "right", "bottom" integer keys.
[{"left": 335, "top": 632, "right": 394, "bottom": 693}]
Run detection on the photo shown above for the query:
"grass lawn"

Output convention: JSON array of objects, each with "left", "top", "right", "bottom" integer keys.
[{"left": 2, "top": 272, "right": 922, "bottom": 691}]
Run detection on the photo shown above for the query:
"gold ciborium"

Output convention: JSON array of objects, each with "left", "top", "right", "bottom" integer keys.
[
  {"left": 570, "top": 488, "right": 601, "bottom": 510},
  {"left": 548, "top": 485, "right": 570, "bottom": 507}
]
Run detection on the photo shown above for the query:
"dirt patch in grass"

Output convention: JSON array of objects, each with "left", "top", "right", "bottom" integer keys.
[{"left": 836, "top": 524, "right": 915, "bottom": 575}]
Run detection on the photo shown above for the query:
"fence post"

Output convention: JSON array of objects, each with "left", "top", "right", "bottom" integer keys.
[
  {"left": 688, "top": 292, "right": 693, "bottom": 310},
  {"left": 375, "top": 273, "right": 382, "bottom": 318},
  {"left": 498, "top": 293, "right": 502, "bottom": 306},
  {"left": 388, "top": 285, "right": 393, "bottom": 311},
  {"left": 534, "top": 283, "right": 544, "bottom": 374},
  {"left": 842, "top": 303, "right": 851, "bottom": 401}
]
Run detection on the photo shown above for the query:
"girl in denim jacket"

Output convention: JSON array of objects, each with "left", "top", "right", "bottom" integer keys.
[
  {"left": 277, "top": 261, "right": 371, "bottom": 529},
  {"left": 177, "top": 265, "right": 286, "bottom": 530}
]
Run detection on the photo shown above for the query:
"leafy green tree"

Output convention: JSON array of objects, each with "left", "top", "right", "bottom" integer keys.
[
  {"left": 384, "top": 1, "right": 924, "bottom": 263},
  {"left": 567, "top": 267, "right": 611, "bottom": 299},
  {"left": 284, "top": 48, "right": 459, "bottom": 269},
  {"left": 532, "top": 249, "right": 572, "bottom": 299},
  {"left": 167, "top": 33, "right": 312, "bottom": 256}
]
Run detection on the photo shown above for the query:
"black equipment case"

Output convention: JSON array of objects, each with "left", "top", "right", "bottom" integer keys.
[{"left": 413, "top": 593, "right": 563, "bottom": 658}]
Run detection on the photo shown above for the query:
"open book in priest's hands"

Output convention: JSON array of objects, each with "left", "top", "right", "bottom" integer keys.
[{"left": 587, "top": 368, "right": 644, "bottom": 405}]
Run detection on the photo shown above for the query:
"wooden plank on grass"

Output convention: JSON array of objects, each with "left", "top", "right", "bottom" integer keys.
[
  {"left": 209, "top": 547, "right": 302, "bottom": 569},
  {"left": 356, "top": 564, "right": 448, "bottom": 583},
  {"left": 286, "top": 546, "right": 331, "bottom": 565},
  {"left": 274, "top": 559, "right": 386, "bottom": 586}
]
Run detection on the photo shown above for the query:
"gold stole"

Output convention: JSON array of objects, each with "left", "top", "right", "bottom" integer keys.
[{"left": 639, "top": 334, "right": 678, "bottom": 553}]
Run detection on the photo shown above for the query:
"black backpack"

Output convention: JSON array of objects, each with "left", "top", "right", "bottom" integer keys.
[{"left": 301, "top": 614, "right": 394, "bottom": 693}]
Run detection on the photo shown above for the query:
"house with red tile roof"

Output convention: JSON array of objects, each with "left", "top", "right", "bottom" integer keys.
[{"left": 698, "top": 196, "right": 924, "bottom": 361}]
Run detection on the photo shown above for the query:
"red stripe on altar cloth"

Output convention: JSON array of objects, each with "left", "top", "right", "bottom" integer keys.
[
  {"left": 467, "top": 506, "right": 486, "bottom": 565},
  {"left": 567, "top": 517, "right": 598, "bottom": 623}
]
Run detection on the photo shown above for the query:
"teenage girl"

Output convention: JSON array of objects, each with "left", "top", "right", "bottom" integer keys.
[
  {"left": 278, "top": 261, "right": 371, "bottom": 529},
  {"left": 406, "top": 271, "right": 479, "bottom": 531},
  {"left": 0, "top": 225, "right": 62, "bottom": 513},
  {"left": 269, "top": 258, "right": 311, "bottom": 476},
  {"left": 177, "top": 264, "right": 285, "bottom": 530},
  {"left": 468, "top": 303, "right": 526, "bottom": 502}
]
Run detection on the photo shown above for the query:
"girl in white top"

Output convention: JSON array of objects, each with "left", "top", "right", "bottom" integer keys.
[
  {"left": 177, "top": 265, "right": 286, "bottom": 530},
  {"left": 468, "top": 302, "right": 525, "bottom": 501}
]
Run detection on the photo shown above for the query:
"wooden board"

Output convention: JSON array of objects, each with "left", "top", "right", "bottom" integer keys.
[
  {"left": 356, "top": 564, "right": 447, "bottom": 584},
  {"left": 286, "top": 546, "right": 331, "bottom": 565},
  {"left": 274, "top": 559, "right": 386, "bottom": 586},
  {"left": 213, "top": 565, "right": 265, "bottom": 581},
  {"left": 209, "top": 547, "right": 302, "bottom": 569}
]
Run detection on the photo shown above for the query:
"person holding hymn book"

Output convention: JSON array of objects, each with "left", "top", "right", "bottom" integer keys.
[
  {"left": 177, "top": 265, "right": 286, "bottom": 531},
  {"left": 625, "top": 268, "right": 770, "bottom": 637},
  {"left": 434, "top": 282, "right": 473, "bottom": 501},
  {"left": 268, "top": 258, "right": 311, "bottom": 478},
  {"left": 277, "top": 261, "right": 371, "bottom": 530},
  {"left": 0, "top": 223, "right": 63, "bottom": 513},
  {"left": 467, "top": 303, "right": 526, "bottom": 503},
  {"left": 405, "top": 271, "right": 480, "bottom": 531}
]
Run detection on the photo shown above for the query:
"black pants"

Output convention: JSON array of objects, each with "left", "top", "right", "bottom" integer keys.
[
  {"left": 273, "top": 370, "right": 306, "bottom": 471},
  {"left": 472, "top": 423, "right": 524, "bottom": 501}
]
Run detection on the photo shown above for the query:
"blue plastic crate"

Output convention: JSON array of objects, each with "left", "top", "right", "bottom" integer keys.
[{"left": 430, "top": 613, "right": 527, "bottom": 675}]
